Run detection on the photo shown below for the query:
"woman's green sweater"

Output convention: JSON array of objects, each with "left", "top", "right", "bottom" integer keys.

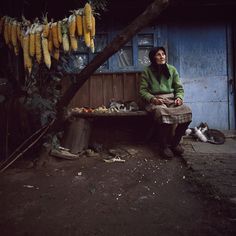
[{"left": 139, "top": 64, "right": 184, "bottom": 103}]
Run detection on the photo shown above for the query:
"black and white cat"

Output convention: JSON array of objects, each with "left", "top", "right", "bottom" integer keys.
[{"left": 186, "top": 122, "right": 225, "bottom": 145}]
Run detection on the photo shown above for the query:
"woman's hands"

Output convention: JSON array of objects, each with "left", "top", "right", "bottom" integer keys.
[
  {"left": 174, "top": 98, "right": 183, "bottom": 106},
  {"left": 151, "top": 97, "right": 183, "bottom": 106},
  {"left": 151, "top": 97, "right": 164, "bottom": 105}
]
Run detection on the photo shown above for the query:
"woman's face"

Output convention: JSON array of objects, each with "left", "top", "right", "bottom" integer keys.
[{"left": 154, "top": 50, "right": 166, "bottom": 64}]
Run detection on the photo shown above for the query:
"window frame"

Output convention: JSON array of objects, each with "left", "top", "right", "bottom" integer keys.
[{"left": 57, "top": 25, "right": 166, "bottom": 74}]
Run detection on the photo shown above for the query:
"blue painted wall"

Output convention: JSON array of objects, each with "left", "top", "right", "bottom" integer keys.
[{"left": 167, "top": 23, "right": 235, "bottom": 130}]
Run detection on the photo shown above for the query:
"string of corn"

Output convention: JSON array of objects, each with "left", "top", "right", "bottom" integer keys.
[{"left": 1, "top": 2, "right": 97, "bottom": 73}]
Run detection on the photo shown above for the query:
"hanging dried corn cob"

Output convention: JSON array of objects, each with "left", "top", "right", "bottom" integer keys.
[
  {"left": 35, "top": 24, "right": 42, "bottom": 63},
  {"left": 75, "top": 10, "right": 83, "bottom": 36},
  {"left": 29, "top": 24, "right": 36, "bottom": 57},
  {"left": 11, "top": 20, "right": 19, "bottom": 56},
  {"left": 68, "top": 14, "right": 78, "bottom": 51},
  {"left": 51, "top": 22, "right": 59, "bottom": 48},
  {"left": 57, "top": 20, "right": 62, "bottom": 44},
  {"left": 91, "top": 15, "right": 95, "bottom": 38},
  {"left": 22, "top": 30, "right": 32, "bottom": 74},
  {"left": 53, "top": 48, "right": 60, "bottom": 60},
  {"left": 48, "top": 23, "right": 53, "bottom": 53},
  {"left": 70, "top": 36, "right": 78, "bottom": 51},
  {"left": 42, "top": 14, "right": 49, "bottom": 38},
  {"left": 84, "top": 2, "right": 92, "bottom": 31},
  {"left": 83, "top": 15, "right": 90, "bottom": 47},
  {"left": 41, "top": 15, "right": 51, "bottom": 69},
  {"left": 20, "top": 15, "right": 31, "bottom": 49},
  {"left": 42, "top": 36, "right": 51, "bottom": 69},
  {"left": 90, "top": 38, "right": 95, "bottom": 53},
  {"left": 68, "top": 14, "right": 76, "bottom": 36},
  {"left": 61, "top": 18, "right": 70, "bottom": 52}
]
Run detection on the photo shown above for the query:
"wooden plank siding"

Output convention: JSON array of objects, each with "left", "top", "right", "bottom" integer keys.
[{"left": 62, "top": 72, "right": 143, "bottom": 109}]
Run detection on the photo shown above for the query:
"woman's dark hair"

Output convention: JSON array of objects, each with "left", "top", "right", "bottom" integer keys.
[{"left": 148, "top": 46, "right": 170, "bottom": 80}]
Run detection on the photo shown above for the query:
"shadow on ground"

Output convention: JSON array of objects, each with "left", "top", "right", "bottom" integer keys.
[{"left": 0, "top": 143, "right": 235, "bottom": 236}]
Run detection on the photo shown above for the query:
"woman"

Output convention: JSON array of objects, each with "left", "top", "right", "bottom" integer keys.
[{"left": 139, "top": 47, "right": 192, "bottom": 158}]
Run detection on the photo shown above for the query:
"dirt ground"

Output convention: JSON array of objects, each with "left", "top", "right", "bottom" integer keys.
[{"left": 0, "top": 143, "right": 235, "bottom": 236}]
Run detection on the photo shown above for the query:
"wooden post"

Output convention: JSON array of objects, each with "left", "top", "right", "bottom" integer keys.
[{"left": 62, "top": 118, "right": 91, "bottom": 154}]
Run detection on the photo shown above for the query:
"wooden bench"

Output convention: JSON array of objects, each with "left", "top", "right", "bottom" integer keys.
[
  {"left": 61, "top": 72, "right": 154, "bottom": 153},
  {"left": 61, "top": 110, "right": 154, "bottom": 154},
  {"left": 69, "top": 110, "right": 148, "bottom": 118}
]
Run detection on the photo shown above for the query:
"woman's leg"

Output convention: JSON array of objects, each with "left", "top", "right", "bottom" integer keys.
[
  {"left": 158, "top": 123, "right": 174, "bottom": 158},
  {"left": 158, "top": 123, "right": 172, "bottom": 148},
  {"left": 171, "top": 121, "right": 191, "bottom": 155},
  {"left": 172, "top": 121, "right": 191, "bottom": 147}
]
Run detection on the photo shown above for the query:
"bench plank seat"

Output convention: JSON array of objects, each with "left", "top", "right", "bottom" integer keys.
[{"left": 71, "top": 110, "right": 148, "bottom": 118}]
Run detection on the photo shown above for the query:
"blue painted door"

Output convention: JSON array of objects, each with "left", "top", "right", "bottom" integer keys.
[{"left": 168, "top": 23, "right": 235, "bottom": 130}]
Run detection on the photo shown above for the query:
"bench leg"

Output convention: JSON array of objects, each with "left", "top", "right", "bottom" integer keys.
[{"left": 62, "top": 118, "right": 91, "bottom": 154}]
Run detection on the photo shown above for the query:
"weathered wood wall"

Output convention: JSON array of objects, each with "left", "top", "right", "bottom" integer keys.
[{"left": 62, "top": 72, "right": 143, "bottom": 109}]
